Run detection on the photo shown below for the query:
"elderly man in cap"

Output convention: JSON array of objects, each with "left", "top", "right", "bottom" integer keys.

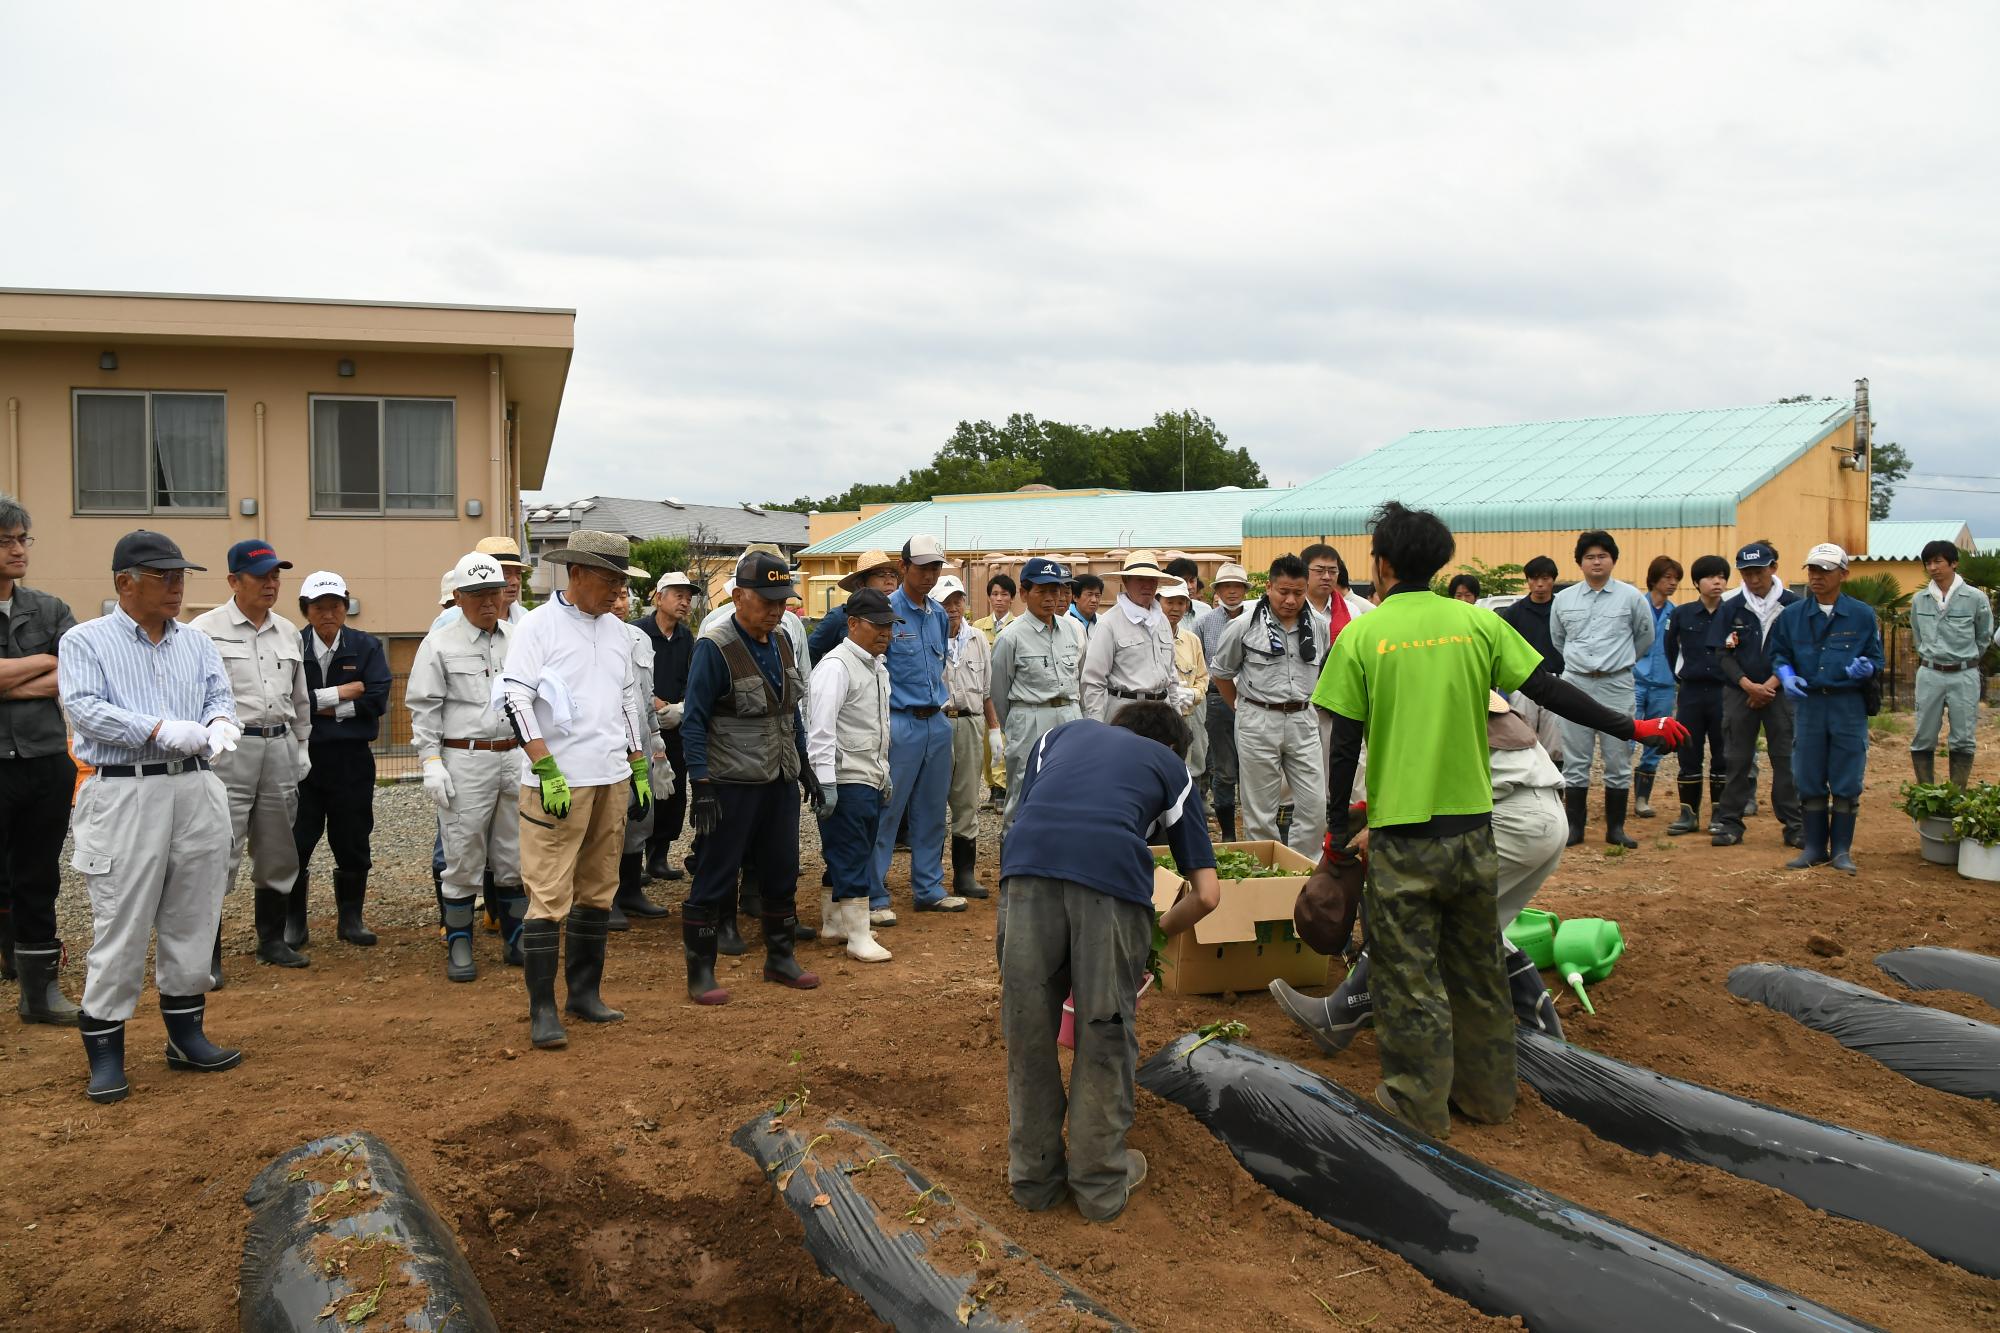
[
  {"left": 1768, "top": 543, "right": 1883, "bottom": 875},
  {"left": 1211, "top": 553, "right": 1330, "bottom": 859},
  {"left": 501, "top": 532, "right": 654, "bottom": 1047},
  {"left": 809, "top": 549, "right": 900, "bottom": 661},
  {"left": 190, "top": 540, "right": 312, "bottom": 978},
  {"left": 809, "top": 587, "right": 898, "bottom": 963},
  {"left": 288, "top": 571, "right": 391, "bottom": 950},
  {"left": 1081, "top": 550, "right": 1177, "bottom": 727},
  {"left": 637, "top": 571, "right": 697, "bottom": 883},
  {"left": 938, "top": 574, "right": 998, "bottom": 900},
  {"left": 610, "top": 576, "right": 672, "bottom": 926},
  {"left": 1708, "top": 540, "right": 1803, "bottom": 849},
  {"left": 61, "top": 531, "right": 241, "bottom": 1103},
  {"left": 1192, "top": 562, "right": 1252, "bottom": 838},
  {"left": 680, "top": 551, "right": 823, "bottom": 1003},
  {"left": 1160, "top": 579, "right": 1209, "bottom": 781},
  {"left": 991, "top": 557, "right": 1086, "bottom": 831},
  {"left": 409, "top": 552, "right": 529, "bottom": 981}
]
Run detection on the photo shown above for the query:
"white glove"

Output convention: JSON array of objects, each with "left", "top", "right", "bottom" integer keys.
[
  {"left": 662, "top": 700, "right": 685, "bottom": 730},
  {"left": 156, "top": 719, "right": 210, "bottom": 757},
  {"left": 204, "top": 718, "right": 242, "bottom": 757},
  {"left": 648, "top": 735, "right": 668, "bottom": 767},
  {"left": 988, "top": 728, "right": 1004, "bottom": 758},
  {"left": 296, "top": 742, "right": 311, "bottom": 780},
  {"left": 422, "top": 757, "right": 455, "bottom": 811}
]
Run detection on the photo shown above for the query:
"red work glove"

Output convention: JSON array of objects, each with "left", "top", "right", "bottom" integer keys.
[{"left": 1633, "top": 716, "right": 1690, "bottom": 748}]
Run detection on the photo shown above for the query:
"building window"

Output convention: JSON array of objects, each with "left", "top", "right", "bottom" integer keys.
[
  {"left": 73, "top": 390, "right": 227, "bottom": 513},
  {"left": 311, "top": 395, "right": 456, "bottom": 516}
]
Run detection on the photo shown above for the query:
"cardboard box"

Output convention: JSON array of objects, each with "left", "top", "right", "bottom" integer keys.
[{"left": 1148, "top": 840, "right": 1331, "bottom": 995}]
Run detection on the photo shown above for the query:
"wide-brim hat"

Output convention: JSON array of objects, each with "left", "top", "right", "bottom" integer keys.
[
  {"left": 1117, "top": 549, "right": 1170, "bottom": 580},
  {"left": 840, "top": 549, "right": 897, "bottom": 592},
  {"left": 544, "top": 529, "right": 634, "bottom": 575},
  {"left": 1212, "top": 562, "right": 1251, "bottom": 586},
  {"left": 474, "top": 535, "right": 532, "bottom": 570}
]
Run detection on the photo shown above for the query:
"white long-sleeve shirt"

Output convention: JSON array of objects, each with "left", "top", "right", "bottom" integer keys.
[
  {"left": 499, "top": 593, "right": 643, "bottom": 787},
  {"left": 807, "top": 638, "right": 891, "bottom": 789}
]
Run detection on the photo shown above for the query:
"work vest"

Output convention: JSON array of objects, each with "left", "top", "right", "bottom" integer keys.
[{"left": 705, "top": 618, "right": 804, "bottom": 784}]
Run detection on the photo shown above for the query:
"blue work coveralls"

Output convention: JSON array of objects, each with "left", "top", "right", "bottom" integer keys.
[
  {"left": 872, "top": 587, "right": 953, "bottom": 909},
  {"left": 1768, "top": 595, "right": 1883, "bottom": 802}
]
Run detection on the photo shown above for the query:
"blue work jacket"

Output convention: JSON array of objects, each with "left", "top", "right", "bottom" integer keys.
[
  {"left": 1768, "top": 595, "right": 1884, "bottom": 692},
  {"left": 885, "top": 587, "right": 948, "bottom": 710}
]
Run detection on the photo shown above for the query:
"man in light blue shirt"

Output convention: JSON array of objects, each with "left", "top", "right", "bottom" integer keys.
[
  {"left": 1550, "top": 530, "right": 1655, "bottom": 849},
  {"left": 870, "top": 536, "right": 965, "bottom": 919}
]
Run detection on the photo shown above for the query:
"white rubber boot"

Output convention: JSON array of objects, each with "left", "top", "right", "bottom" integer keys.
[
  {"left": 843, "top": 901, "right": 892, "bottom": 963},
  {"left": 819, "top": 890, "right": 846, "bottom": 943}
]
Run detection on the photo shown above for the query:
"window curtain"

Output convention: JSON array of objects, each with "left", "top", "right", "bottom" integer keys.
[
  {"left": 152, "top": 394, "right": 225, "bottom": 508},
  {"left": 76, "top": 393, "right": 148, "bottom": 510},
  {"left": 314, "top": 398, "right": 381, "bottom": 512},
  {"left": 384, "top": 399, "right": 453, "bottom": 510}
]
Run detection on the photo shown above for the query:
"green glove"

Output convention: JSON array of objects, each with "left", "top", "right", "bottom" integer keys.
[
  {"left": 629, "top": 754, "right": 653, "bottom": 811},
  {"left": 531, "top": 754, "right": 571, "bottom": 819}
]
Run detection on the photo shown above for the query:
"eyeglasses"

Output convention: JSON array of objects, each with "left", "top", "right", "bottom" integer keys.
[
  {"left": 1307, "top": 563, "right": 1340, "bottom": 577},
  {"left": 0, "top": 536, "right": 33, "bottom": 551},
  {"left": 137, "top": 569, "right": 188, "bottom": 588}
]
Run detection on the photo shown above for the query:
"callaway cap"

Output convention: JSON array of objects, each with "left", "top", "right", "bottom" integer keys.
[
  {"left": 111, "top": 530, "right": 205, "bottom": 572},
  {"left": 1804, "top": 542, "right": 1850, "bottom": 571},
  {"left": 226, "top": 540, "right": 292, "bottom": 575},
  {"left": 1019, "top": 557, "right": 1069, "bottom": 586},
  {"left": 934, "top": 575, "right": 967, "bottom": 602},
  {"left": 299, "top": 571, "right": 349, "bottom": 603},
  {"left": 449, "top": 551, "right": 509, "bottom": 594},
  {"left": 901, "top": 535, "right": 947, "bottom": 566},
  {"left": 736, "top": 550, "right": 795, "bottom": 599},
  {"left": 844, "top": 587, "right": 902, "bottom": 625},
  {"left": 1734, "top": 542, "right": 1778, "bottom": 569}
]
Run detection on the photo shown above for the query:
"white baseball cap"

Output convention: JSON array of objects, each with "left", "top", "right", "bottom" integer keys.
[
  {"left": 449, "top": 551, "right": 509, "bottom": 593},
  {"left": 1160, "top": 579, "right": 1191, "bottom": 599},
  {"left": 300, "top": 571, "right": 348, "bottom": 602},
  {"left": 1804, "top": 542, "right": 1850, "bottom": 571},
  {"left": 657, "top": 571, "right": 694, "bottom": 590},
  {"left": 934, "top": 575, "right": 967, "bottom": 602},
  {"left": 901, "top": 535, "right": 947, "bottom": 566},
  {"left": 438, "top": 571, "right": 456, "bottom": 607}
]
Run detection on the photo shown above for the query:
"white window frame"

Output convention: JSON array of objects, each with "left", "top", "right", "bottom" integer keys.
[
  {"left": 71, "top": 388, "right": 229, "bottom": 516},
  {"left": 309, "top": 394, "right": 458, "bottom": 518}
]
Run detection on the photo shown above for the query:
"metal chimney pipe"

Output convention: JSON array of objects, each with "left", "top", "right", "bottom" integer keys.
[{"left": 1854, "top": 378, "right": 1871, "bottom": 454}]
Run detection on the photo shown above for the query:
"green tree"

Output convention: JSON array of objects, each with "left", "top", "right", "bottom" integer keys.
[
  {"left": 1843, "top": 572, "right": 1911, "bottom": 614},
  {"left": 628, "top": 536, "right": 691, "bottom": 582},
  {"left": 1869, "top": 440, "right": 1911, "bottom": 521}
]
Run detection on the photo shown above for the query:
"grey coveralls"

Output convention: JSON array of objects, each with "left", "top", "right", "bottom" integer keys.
[
  {"left": 991, "top": 612, "right": 1084, "bottom": 830},
  {"left": 406, "top": 614, "right": 522, "bottom": 893},
  {"left": 187, "top": 601, "right": 310, "bottom": 896}
]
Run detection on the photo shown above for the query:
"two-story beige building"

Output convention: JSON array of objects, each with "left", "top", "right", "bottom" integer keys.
[{"left": 0, "top": 287, "right": 572, "bottom": 667}]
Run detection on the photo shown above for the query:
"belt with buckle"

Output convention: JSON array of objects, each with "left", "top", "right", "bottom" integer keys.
[
  {"left": 899, "top": 705, "right": 940, "bottom": 719},
  {"left": 944, "top": 707, "right": 977, "bottom": 718},
  {"left": 442, "top": 738, "right": 520, "bottom": 751},
  {"left": 1108, "top": 686, "right": 1168, "bottom": 701},
  {"left": 1922, "top": 659, "right": 1973, "bottom": 674},
  {"left": 1243, "top": 697, "right": 1311, "bottom": 713},
  {"left": 1024, "top": 695, "right": 1071, "bottom": 708},
  {"left": 98, "top": 757, "right": 212, "bottom": 778},
  {"left": 241, "top": 724, "right": 292, "bottom": 738}
]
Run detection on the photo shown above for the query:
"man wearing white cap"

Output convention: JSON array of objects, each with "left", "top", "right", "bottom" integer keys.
[
  {"left": 288, "top": 572, "right": 391, "bottom": 949},
  {"left": 610, "top": 577, "right": 672, "bottom": 927},
  {"left": 1160, "top": 580, "right": 1209, "bottom": 780},
  {"left": 408, "top": 553, "right": 529, "bottom": 982},
  {"left": 1767, "top": 543, "right": 1883, "bottom": 875},
  {"left": 938, "top": 575, "right": 997, "bottom": 901},
  {"left": 1192, "top": 562, "right": 1252, "bottom": 838},
  {"left": 1081, "top": 551, "right": 1178, "bottom": 726},
  {"left": 637, "top": 571, "right": 697, "bottom": 884},
  {"left": 871, "top": 535, "right": 966, "bottom": 917}
]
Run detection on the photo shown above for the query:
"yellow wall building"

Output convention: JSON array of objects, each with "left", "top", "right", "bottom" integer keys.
[{"left": 1851, "top": 520, "right": 1978, "bottom": 595}]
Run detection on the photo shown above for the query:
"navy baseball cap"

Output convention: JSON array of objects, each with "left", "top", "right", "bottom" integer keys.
[
  {"left": 1020, "top": 557, "right": 1069, "bottom": 586},
  {"left": 110, "top": 529, "right": 205, "bottom": 572},
  {"left": 1735, "top": 542, "right": 1777, "bottom": 569},
  {"left": 736, "top": 550, "right": 795, "bottom": 600},
  {"left": 227, "top": 540, "right": 292, "bottom": 575},
  {"left": 844, "top": 587, "right": 903, "bottom": 625}
]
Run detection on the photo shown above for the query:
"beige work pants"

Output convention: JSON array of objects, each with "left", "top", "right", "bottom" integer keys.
[
  {"left": 949, "top": 714, "right": 984, "bottom": 841},
  {"left": 214, "top": 733, "right": 302, "bottom": 895},
  {"left": 518, "top": 783, "right": 625, "bottom": 921}
]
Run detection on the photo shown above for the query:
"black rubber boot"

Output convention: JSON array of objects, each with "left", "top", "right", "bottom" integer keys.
[
  {"left": 615, "top": 853, "right": 670, "bottom": 918},
  {"left": 1949, "top": 751, "right": 1975, "bottom": 790},
  {"left": 1603, "top": 789, "right": 1639, "bottom": 849},
  {"left": 441, "top": 896, "right": 478, "bottom": 982},
  {"left": 284, "top": 868, "right": 310, "bottom": 948},
  {"left": 521, "top": 918, "right": 566, "bottom": 1049},
  {"left": 80, "top": 1013, "right": 128, "bottom": 1104},
  {"left": 1564, "top": 787, "right": 1588, "bottom": 847},
  {"left": 716, "top": 910, "right": 747, "bottom": 957},
  {"left": 761, "top": 913, "right": 821, "bottom": 990},
  {"left": 563, "top": 907, "right": 625, "bottom": 1023},
  {"left": 1828, "top": 798, "right": 1859, "bottom": 876},
  {"left": 0, "top": 904, "right": 15, "bottom": 981},
  {"left": 161, "top": 993, "right": 242, "bottom": 1072},
  {"left": 1911, "top": 749, "right": 1936, "bottom": 785},
  {"left": 209, "top": 927, "right": 225, "bottom": 992},
  {"left": 15, "top": 942, "right": 80, "bottom": 1026},
  {"left": 1710, "top": 775, "right": 1726, "bottom": 818},
  {"left": 606, "top": 900, "right": 631, "bottom": 932},
  {"left": 1786, "top": 801, "right": 1832, "bottom": 869},
  {"left": 1633, "top": 771, "right": 1656, "bottom": 818},
  {"left": 951, "top": 836, "right": 990, "bottom": 899},
  {"left": 681, "top": 905, "right": 731, "bottom": 1006},
  {"left": 649, "top": 852, "right": 682, "bottom": 882},
  {"left": 1666, "top": 779, "right": 1703, "bottom": 836},
  {"left": 495, "top": 888, "right": 528, "bottom": 967},
  {"left": 254, "top": 889, "right": 309, "bottom": 968},
  {"left": 1503, "top": 940, "right": 1563, "bottom": 1038},
  {"left": 1268, "top": 952, "right": 1372, "bottom": 1055},
  {"left": 332, "top": 870, "right": 377, "bottom": 947}
]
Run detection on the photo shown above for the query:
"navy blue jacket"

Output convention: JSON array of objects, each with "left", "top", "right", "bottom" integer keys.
[
  {"left": 1707, "top": 588, "right": 1800, "bottom": 691},
  {"left": 808, "top": 606, "right": 849, "bottom": 664},
  {"left": 300, "top": 626, "right": 392, "bottom": 742},
  {"left": 1769, "top": 595, "right": 1885, "bottom": 692},
  {"left": 1663, "top": 599, "right": 1727, "bottom": 685}
]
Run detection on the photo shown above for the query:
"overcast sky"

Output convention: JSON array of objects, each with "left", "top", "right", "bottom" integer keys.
[{"left": 6, "top": 4, "right": 1996, "bottom": 528}]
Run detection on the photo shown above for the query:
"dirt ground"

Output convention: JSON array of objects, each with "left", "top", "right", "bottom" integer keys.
[{"left": 3, "top": 721, "right": 1999, "bottom": 1332}]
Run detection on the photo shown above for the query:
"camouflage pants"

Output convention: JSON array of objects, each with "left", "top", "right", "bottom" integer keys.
[{"left": 1366, "top": 824, "right": 1515, "bottom": 1139}]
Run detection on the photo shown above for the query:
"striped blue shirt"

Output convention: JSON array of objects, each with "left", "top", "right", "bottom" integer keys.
[{"left": 57, "top": 609, "right": 237, "bottom": 766}]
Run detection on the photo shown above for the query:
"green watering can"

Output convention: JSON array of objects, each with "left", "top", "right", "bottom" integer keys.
[
  {"left": 1552, "top": 917, "right": 1624, "bottom": 1015},
  {"left": 1504, "top": 908, "right": 1560, "bottom": 970}
]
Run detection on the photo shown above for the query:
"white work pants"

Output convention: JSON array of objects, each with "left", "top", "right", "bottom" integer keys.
[
  {"left": 949, "top": 714, "right": 985, "bottom": 841},
  {"left": 440, "top": 748, "right": 522, "bottom": 893},
  {"left": 1492, "top": 785, "right": 1567, "bottom": 926},
  {"left": 213, "top": 733, "right": 302, "bottom": 895},
  {"left": 1236, "top": 703, "right": 1326, "bottom": 858},
  {"left": 71, "top": 768, "right": 231, "bottom": 1020}
]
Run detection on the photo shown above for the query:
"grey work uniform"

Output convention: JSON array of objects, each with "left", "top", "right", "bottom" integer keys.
[
  {"left": 1548, "top": 579, "right": 1654, "bottom": 791},
  {"left": 58, "top": 609, "right": 236, "bottom": 1020},
  {"left": 1080, "top": 598, "right": 1176, "bottom": 723},
  {"left": 944, "top": 621, "right": 992, "bottom": 842},
  {"left": 1210, "top": 602, "right": 1330, "bottom": 858},
  {"left": 1193, "top": 603, "right": 1248, "bottom": 798},
  {"left": 187, "top": 602, "right": 310, "bottom": 896},
  {"left": 990, "top": 613, "right": 1084, "bottom": 830},
  {"left": 1909, "top": 578, "right": 1993, "bottom": 762},
  {"left": 407, "top": 614, "right": 522, "bottom": 893}
]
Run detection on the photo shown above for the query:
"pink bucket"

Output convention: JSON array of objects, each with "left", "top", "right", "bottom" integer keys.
[{"left": 1058, "top": 974, "right": 1154, "bottom": 1050}]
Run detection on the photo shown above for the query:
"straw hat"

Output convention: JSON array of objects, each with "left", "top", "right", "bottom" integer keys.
[
  {"left": 1118, "top": 549, "right": 1170, "bottom": 580},
  {"left": 840, "top": 549, "right": 897, "bottom": 592},
  {"left": 474, "top": 535, "right": 532, "bottom": 570}
]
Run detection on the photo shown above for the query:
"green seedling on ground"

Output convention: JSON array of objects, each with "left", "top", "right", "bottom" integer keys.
[{"left": 1185, "top": 1019, "right": 1250, "bottom": 1059}]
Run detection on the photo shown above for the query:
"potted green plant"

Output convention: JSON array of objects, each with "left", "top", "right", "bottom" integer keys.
[
  {"left": 1899, "top": 781, "right": 1964, "bottom": 865},
  {"left": 1951, "top": 783, "right": 2000, "bottom": 881}
]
